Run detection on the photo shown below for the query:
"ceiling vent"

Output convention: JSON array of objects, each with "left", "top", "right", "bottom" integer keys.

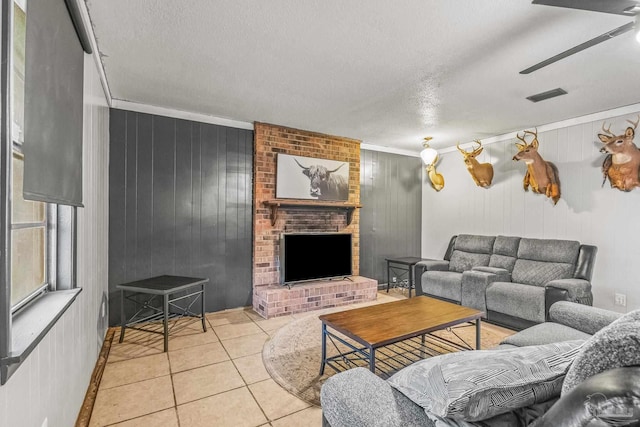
[{"left": 526, "top": 88, "right": 568, "bottom": 103}]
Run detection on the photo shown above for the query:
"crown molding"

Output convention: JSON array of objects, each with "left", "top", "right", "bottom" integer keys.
[
  {"left": 111, "top": 100, "right": 255, "bottom": 130},
  {"left": 441, "top": 102, "right": 640, "bottom": 153},
  {"left": 360, "top": 143, "right": 421, "bottom": 157}
]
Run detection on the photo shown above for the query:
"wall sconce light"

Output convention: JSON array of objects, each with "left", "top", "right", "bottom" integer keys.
[{"left": 420, "top": 137, "right": 444, "bottom": 191}]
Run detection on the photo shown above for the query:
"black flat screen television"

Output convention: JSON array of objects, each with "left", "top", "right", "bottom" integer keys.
[{"left": 280, "top": 233, "right": 353, "bottom": 284}]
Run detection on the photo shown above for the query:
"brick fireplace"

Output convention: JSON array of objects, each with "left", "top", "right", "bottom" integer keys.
[{"left": 252, "top": 123, "right": 377, "bottom": 318}]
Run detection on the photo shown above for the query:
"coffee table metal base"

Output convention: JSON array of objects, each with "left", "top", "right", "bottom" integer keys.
[{"left": 320, "top": 319, "right": 481, "bottom": 378}]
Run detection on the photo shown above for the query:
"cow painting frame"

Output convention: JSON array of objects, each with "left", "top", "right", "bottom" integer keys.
[{"left": 275, "top": 153, "right": 350, "bottom": 201}]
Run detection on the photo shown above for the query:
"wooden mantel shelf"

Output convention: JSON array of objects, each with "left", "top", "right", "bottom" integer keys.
[{"left": 263, "top": 199, "right": 362, "bottom": 226}]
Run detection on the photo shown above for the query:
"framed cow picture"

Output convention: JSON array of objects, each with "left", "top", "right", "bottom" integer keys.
[{"left": 276, "top": 154, "right": 350, "bottom": 201}]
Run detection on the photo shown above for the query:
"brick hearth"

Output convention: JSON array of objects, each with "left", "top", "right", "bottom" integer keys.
[
  {"left": 253, "top": 276, "right": 378, "bottom": 318},
  {"left": 252, "top": 123, "right": 377, "bottom": 318}
]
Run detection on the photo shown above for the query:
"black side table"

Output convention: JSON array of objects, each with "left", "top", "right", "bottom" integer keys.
[
  {"left": 385, "top": 257, "right": 430, "bottom": 298},
  {"left": 117, "top": 275, "right": 209, "bottom": 352}
]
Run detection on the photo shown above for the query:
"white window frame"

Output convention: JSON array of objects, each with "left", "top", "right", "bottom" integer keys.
[
  {"left": 0, "top": 0, "right": 81, "bottom": 386},
  {"left": 9, "top": 141, "right": 57, "bottom": 314}
]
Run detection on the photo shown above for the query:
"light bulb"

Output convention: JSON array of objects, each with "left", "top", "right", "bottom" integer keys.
[
  {"left": 420, "top": 136, "right": 438, "bottom": 165},
  {"left": 420, "top": 147, "right": 438, "bottom": 165}
]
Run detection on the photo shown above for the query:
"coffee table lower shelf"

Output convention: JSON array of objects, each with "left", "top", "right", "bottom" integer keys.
[{"left": 320, "top": 320, "right": 480, "bottom": 379}]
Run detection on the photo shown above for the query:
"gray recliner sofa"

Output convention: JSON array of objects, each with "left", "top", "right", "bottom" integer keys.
[
  {"left": 321, "top": 302, "right": 636, "bottom": 427},
  {"left": 414, "top": 234, "right": 597, "bottom": 330}
]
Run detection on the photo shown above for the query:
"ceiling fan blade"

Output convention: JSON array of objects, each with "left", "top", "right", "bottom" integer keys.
[
  {"left": 520, "top": 21, "right": 635, "bottom": 74},
  {"left": 532, "top": 0, "right": 640, "bottom": 16}
]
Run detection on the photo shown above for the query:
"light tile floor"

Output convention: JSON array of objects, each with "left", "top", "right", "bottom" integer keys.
[{"left": 89, "top": 289, "right": 512, "bottom": 426}]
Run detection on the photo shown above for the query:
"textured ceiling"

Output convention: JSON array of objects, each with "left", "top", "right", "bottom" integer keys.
[{"left": 85, "top": 0, "right": 640, "bottom": 152}]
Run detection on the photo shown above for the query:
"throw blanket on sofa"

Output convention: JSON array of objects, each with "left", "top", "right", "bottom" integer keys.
[{"left": 388, "top": 340, "right": 585, "bottom": 422}]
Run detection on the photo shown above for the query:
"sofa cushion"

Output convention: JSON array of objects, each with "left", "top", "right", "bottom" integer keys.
[
  {"left": 448, "top": 234, "right": 495, "bottom": 273},
  {"left": 511, "top": 259, "right": 574, "bottom": 287},
  {"left": 423, "top": 271, "right": 463, "bottom": 302},
  {"left": 454, "top": 234, "right": 496, "bottom": 254},
  {"left": 486, "top": 282, "right": 546, "bottom": 323},
  {"left": 449, "top": 251, "right": 491, "bottom": 273},
  {"left": 488, "top": 254, "right": 517, "bottom": 272},
  {"left": 493, "top": 235, "right": 520, "bottom": 257},
  {"left": 500, "top": 322, "right": 592, "bottom": 347},
  {"left": 388, "top": 341, "right": 584, "bottom": 422},
  {"left": 487, "top": 236, "right": 520, "bottom": 272},
  {"left": 517, "top": 238, "right": 580, "bottom": 264},
  {"left": 561, "top": 309, "right": 640, "bottom": 395}
]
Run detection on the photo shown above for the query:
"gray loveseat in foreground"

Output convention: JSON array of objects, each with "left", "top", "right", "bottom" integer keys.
[
  {"left": 321, "top": 302, "right": 640, "bottom": 427},
  {"left": 414, "top": 234, "right": 597, "bottom": 330}
]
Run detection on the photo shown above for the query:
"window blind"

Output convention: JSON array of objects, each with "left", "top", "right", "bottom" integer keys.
[{"left": 22, "top": 0, "right": 87, "bottom": 207}]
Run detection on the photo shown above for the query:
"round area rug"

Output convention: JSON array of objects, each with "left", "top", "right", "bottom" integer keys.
[{"left": 262, "top": 305, "right": 513, "bottom": 407}]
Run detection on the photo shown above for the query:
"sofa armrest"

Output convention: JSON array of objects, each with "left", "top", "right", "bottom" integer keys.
[
  {"left": 414, "top": 260, "right": 450, "bottom": 296},
  {"left": 545, "top": 278, "right": 592, "bottom": 304},
  {"left": 320, "top": 367, "right": 428, "bottom": 427},
  {"left": 532, "top": 366, "right": 640, "bottom": 427},
  {"left": 414, "top": 260, "right": 449, "bottom": 279},
  {"left": 415, "top": 259, "right": 449, "bottom": 272},
  {"left": 461, "top": 270, "right": 510, "bottom": 315},
  {"left": 548, "top": 301, "right": 621, "bottom": 335}
]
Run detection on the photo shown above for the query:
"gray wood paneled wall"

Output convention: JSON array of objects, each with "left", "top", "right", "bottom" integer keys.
[
  {"left": 109, "top": 109, "right": 253, "bottom": 325},
  {"left": 360, "top": 150, "right": 422, "bottom": 284}
]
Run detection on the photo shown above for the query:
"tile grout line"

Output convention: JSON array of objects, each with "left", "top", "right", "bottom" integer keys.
[
  {"left": 102, "top": 408, "right": 177, "bottom": 427},
  {"left": 92, "top": 374, "right": 176, "bottom": 425},
  {"left": 166, "top": 349, "right": 181, "bottom": 427},
  {"left": 245, "top": 380, "right": 273, "bottom": 423},
  {"left": 95, "top": 298, "right": 408, "bottom": 425},
  {"left": 268, "top": 405, "right": 318, "bottom": 424},
  {"left": 247, "top": 314, "right": 281, "bottom": 424},
  {"left": 174, "top": 384, "right": 249, "bottom": 407},
  {"left": 170, "top": 316, "right": 255, "bottom": 411}
]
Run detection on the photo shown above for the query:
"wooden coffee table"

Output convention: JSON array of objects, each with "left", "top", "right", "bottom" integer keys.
[{"left": 319, "top": 296, "right": 484, "bottom": 376}]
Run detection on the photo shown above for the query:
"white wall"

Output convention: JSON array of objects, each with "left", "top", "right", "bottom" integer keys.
[
  {"left": 0, "top": 54, "right": 110, "bottom": 427},
  {"left": 422, "top": 108, "right": 640, "bottom": 314}
]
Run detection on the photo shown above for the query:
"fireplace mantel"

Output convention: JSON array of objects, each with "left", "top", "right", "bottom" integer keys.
[{"left": 263, "top": 199, "right": 362, "bottom": 226}]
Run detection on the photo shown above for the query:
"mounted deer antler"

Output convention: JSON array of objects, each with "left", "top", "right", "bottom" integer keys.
[
  {"left": 598, "top": 115, "right": 640, "bottom": 191},
  {"left": 456, "top": 140, "right": 493, "bottom": 188},
  {"left": 513, "top": 128, "right": 561, "bottom": 205},
  {"left": 601, "top": 122, "right": 616, "bottom": 137}
]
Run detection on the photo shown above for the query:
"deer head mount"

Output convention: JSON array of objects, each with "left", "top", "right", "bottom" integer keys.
[
  {"left": 456, "top": 140, "right": 494, "bottom": 188},
  {"left": 426, "top": 154, "right": 444, "bottom": 192},
  {"left": 598, "top": 116, "right": 640, "bottom": 192},
  {"left": 512, "top": 129, "right": 561, "bottom": 205}
]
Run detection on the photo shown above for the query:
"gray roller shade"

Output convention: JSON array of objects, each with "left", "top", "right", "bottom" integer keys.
[{"left": 22, "top": 0, "right": 85, "bottom": 207}]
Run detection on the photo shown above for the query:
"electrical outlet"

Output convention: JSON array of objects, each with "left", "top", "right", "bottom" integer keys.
[
  {"left": 614, "top": 293, "right": 627, "bottom": 307},
  {"left": 392, "top": 276, "right": 397, "bottom": 283}
]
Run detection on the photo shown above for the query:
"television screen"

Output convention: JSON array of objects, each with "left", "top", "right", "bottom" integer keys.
[{"left": 280, "top": 233, "right": 352, "bottom": 284}]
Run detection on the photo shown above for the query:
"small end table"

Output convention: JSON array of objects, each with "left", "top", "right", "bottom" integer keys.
[
  {"left": 117, "top": 275, "right": 209, "bottom": 352},
  {"left": 385, "top": 257, "right": 431, "bottom": 298}
]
